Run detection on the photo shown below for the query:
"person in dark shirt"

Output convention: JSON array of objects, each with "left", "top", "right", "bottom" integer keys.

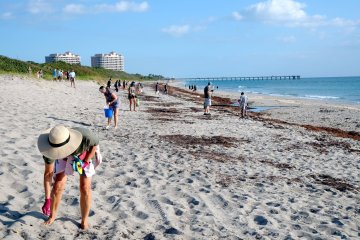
[
  {"left": 203, "top": 82, "right": 212, "bottom": 115},
  {"left": 128, "top": 82, "right": 137, "bottom": 111},
  {"left": 107, "top": 78, "right": 112, "bottom": 88},
  {"left": 99, "top": 86, "right": 119, "bottom": 129},
  {"left": 155, "top": 82, "right": 160, "bottom": 94}
]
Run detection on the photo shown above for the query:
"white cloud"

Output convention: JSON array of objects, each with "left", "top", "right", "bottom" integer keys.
[
  {"left": 27, "top": 0, "right": 53, "bottom": 14},
  {"left": 96, "top": 1, "right": 149, "bottom": 13},
  {"left": 1, "top": 12, "right": 13, "bottom": 20},
  {"left": 233, "top": 0, "right": 360, "bottom": 29},
  {"left": 232, "top": 12, "right": 243, "bottom": 21},
  {"left": 63, "top": 4, "right": 86, "bottom": 14},
  {"left": 331, "top": 17, "right": 360, "bottom": 28},
  {"left": 162, "top": 25, "right": 190, "bottom": 37},
  {"left": 248, "top": 0, "right": 306, "bottom": 22},
  {"left": 63, "top": 1, "right": 149, "bottom": 14}
]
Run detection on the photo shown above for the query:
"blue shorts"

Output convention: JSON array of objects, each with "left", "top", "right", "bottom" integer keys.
[{"left": 109, "top": 101, "right": 119, "bottom": 109}]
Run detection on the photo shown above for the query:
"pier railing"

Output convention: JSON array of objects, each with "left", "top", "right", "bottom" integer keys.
[{"left": 177, "top": 75, "right": 301, "bottom": 81}]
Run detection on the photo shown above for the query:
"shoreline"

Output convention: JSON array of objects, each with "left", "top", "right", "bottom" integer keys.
[
  {"left": 167, "top": 80, "right": 360, "bottom": 134},
  {"left": 170, "top": 79, "right": 360, "bottom": 106},
  {"left": 175, "top": 77, "right": 360, "bottom": 105}
]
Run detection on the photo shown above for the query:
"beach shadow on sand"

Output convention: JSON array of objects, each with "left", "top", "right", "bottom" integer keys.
[
  {"left": 0, "top": 202, "right": 46, "bottom": 227},
  {"left": 0, "top": 202, "right": 80, "bottom": 228},
  {"left": 47, "top": 116, "right": 92, "bottom": 127}
]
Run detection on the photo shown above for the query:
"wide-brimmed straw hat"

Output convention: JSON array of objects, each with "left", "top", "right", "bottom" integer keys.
[{"left": 37, "top": 125, "right": 83, "bottom": 159}]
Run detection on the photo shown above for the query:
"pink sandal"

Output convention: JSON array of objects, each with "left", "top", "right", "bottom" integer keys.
[{"left": 42, "top": 198, "right": 51, "bottom": 216}]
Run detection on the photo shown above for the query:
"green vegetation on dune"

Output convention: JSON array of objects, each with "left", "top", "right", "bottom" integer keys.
[{"left": 0, "top": 55, "right": 165, "bottom": 82}]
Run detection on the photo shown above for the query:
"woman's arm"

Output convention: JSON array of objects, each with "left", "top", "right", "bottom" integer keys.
[{"left": 84, "top": 146, "right": 97, "bottom": 163}]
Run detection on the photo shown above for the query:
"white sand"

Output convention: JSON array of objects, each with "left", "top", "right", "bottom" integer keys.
[{"left": 0, "top": 75, "right": 359, "bottom": 239}]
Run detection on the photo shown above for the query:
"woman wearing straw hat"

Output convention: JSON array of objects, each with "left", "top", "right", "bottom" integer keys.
[{"left": 38, "top": 125, "right": 101, "bottom": 229}]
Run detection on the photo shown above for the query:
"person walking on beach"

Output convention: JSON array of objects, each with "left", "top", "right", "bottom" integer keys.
[
  {"left": 107, "top": 78, "right": 112, "bottom": 89},
  {"left": 204, "top": 82, "right": 212, "bottom": 115},
  {"left": 164, "top": 83, "right": 168, "bottom": 94},
  {"left": 114, "top": 80, "right": 119, "bottom": 92},
  {"left": 128, "top": 82, "right": 137, "bottom": 111},
  {"left": 155, "top": 82, "right": 160, "bottom": 94},
  {"left": 238, "top": 92, "right": 248, "bottom": 118},
  {"left": 38, "top": 125, "right": 101, "bottom": 230},
  {"left": 58, "top": 70, "right": 63, "bottom": 81},
  {"left": 69, "top": 70, "right": 76, "bottom": 88},
  {"left": 99, "top": 86, "right": 119, "bottom": 129},
  {"left": 53, "top": 69, "right": 57, "bottom": 81}
]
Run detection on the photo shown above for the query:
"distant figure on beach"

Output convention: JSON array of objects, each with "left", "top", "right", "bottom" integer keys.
[
  {"left": 194, "top": 85, "right": 197, "bottom": 92},
  {"left": 38, "top": 125, "right": 102, "bottom": 230},
  {"left": 99, "top": 86, "right": 119, "bottom": 129},
  {"left": 136, "top": 82, "right": 143, "bottom": 94},
  {"left": 238, "top": 92, "right": 248, "bottom": 118},
  {"left": 164, "top": 83, "right": 168, "bottom": 94},
  {"left": 69, "top": 70, "right": 76, "bottom": 88},
  {"left": 53, "top": 69, "right": 57, "bottom": 81},
  {"left": 203, "top": 82, "right": 212, "bottom": 115},
  {"left": 128, "top": 82, "right": 137, "bottom": 111},
  {"left": 189, "top": 85, "right": 191, "bottom": 90},
  {"left": 66, "top": 70, "right": 70, "bottom": 81},
  {"left": 114, "top": 80, "right": 119, "bottom": 92},
  {"left": 107, "top": 78, "right": 112, "bottom": 88},
  {"left": 58, "top": 70, "right": 63, "bottom": 81},
  {"left": 122, "top": 80, "right": 126, "bottom": 89},
  {"left": 155, "top": 82, "right": 160, "bottom": 94}
]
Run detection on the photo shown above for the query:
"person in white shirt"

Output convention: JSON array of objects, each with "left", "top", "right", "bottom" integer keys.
[
  {"left": 69, "top": 70, "right": 76, "bottom": 88},
  {"left": 238, "top": 92, "right": 248, "bottom": 118}
]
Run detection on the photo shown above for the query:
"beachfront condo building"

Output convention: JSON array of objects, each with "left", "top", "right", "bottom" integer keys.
[
  {"left": 91, "top": 51, "right": 124, "bottom": 71},
  {"left": 45, "top": 51, "right": 81, "bottom": 65}
]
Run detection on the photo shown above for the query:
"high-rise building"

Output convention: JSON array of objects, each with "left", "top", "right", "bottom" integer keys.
[
  {"left": 91, "top": 51, "right": 124, "bottom": 71},
  {"left": 45, "top": 51, "right": 81, "bottom": 64}
]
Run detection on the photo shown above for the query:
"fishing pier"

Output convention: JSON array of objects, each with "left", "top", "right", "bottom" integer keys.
[{"left": 178, "top": 75, "right": 301, "bottom": 81}]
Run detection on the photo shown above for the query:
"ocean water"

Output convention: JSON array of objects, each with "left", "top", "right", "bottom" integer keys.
[{"left": 184, "top": 76, "right": 360, "bottom": 104}]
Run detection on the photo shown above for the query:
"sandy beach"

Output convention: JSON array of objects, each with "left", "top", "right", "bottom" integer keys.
[{"left": 0, "top": 75, "right": 359, "bottom": 239}]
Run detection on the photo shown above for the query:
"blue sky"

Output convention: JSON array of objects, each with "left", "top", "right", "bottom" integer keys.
[{"left": 1, "top": 0, "right": 359, "bottom": 77}]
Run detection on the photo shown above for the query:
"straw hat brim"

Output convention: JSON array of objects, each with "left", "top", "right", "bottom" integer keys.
[{"left": 37, "top": 128, "right": 83, "bottom": 160}]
